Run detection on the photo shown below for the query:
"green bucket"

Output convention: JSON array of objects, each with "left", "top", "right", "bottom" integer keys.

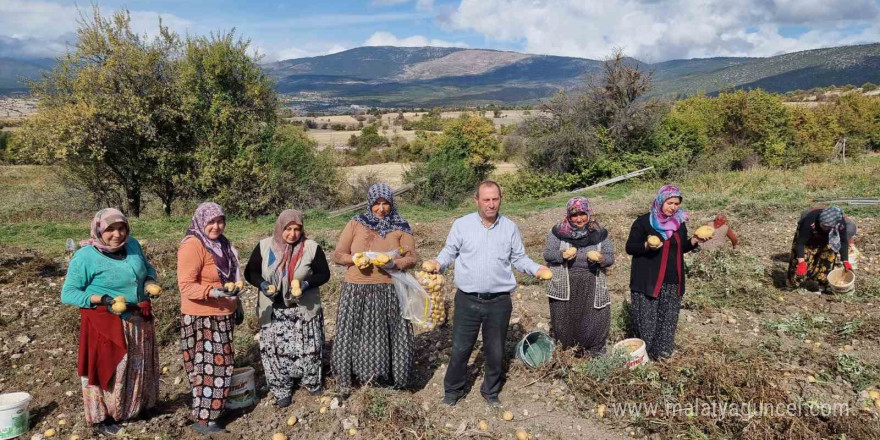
[{"left": 515, "top": 331, "right": 555, "bottom": 369}]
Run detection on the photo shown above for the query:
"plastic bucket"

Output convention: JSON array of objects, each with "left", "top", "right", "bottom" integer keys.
[
  {"left": 515, "top": 331, "right": 555, "bottom": 369},
  {"left": 613, "top": 338, "right": 648, "bottom": 369},
  {"left": 0, "top": 392, "right": 32, "bottom": 440},
  {"left": 225, "top": 367, "right": 255, "bottom": 410},
  {"left": 827, "top": 268, "right": 855, "bottom": 293}
]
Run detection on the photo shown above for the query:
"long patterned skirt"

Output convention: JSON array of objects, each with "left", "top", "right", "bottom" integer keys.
[
  {"left": 332, "top": 283, "right": 413, "bottom": 393},
  {"left": 180, "top": 314, "right": 235, "bottom": 424},
  {"left": 260, "top": 307, "right": 325, "bottom": 400},
  {"left": 80, "top": 313, "right": 159, "bottom": 424},
  {"left": 630, "top": 283, "right": 681, "bottom": 361},
  {"left": 787, "top": 229, "right": 838, "bottom": 289},
  {"left": 549, "top": 268, "right": 610, "bottom": 355}
]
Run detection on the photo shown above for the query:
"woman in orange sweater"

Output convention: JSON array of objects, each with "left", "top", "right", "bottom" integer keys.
[
  {"left": 332, "top": 184, "right": 418, "bottom": 397},
  {"left": 177, "top": 202, "right": 243, "bottom": 435}
]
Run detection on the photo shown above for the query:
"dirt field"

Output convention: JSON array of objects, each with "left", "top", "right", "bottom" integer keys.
[{"left": 1, "top": 158, "right": 879, "bottom": 439}]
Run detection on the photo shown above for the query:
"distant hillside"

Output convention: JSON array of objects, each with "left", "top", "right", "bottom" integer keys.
[
  {"left": 264, "top": 44, "right": 880, "bottom": 108},
  {"left": 2, "top": 44, "right": 879, "bottom": 109},
  {"left": 0, "top": 58, "right": 53, "bottom": 94}
]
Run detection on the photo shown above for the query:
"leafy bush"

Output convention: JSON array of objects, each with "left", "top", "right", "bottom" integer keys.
[{"left": 404, "top": 148, "right": 477, "bottom": 207}]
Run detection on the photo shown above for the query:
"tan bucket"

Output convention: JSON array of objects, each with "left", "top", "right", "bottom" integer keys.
[{"left": 827, "top": 268, "right": 855, "bottom": 293}]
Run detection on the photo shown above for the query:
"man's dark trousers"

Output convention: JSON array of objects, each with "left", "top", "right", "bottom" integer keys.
[{"left": 443, "top": 289, "right": 512, "bottom": 400}]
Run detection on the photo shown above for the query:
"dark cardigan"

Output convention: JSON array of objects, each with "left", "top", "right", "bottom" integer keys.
[{"left": 625, "top": 213, "right": 698, "bottom": 298}]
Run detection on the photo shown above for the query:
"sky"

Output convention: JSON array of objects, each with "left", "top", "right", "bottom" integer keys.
[{"left": 1, "top": 0, "right": 879, "bottom": 63}]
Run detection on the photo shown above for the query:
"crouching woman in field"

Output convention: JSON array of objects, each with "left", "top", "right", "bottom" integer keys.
[
  {"left": 61, "top": 208, "right": 161, "bottom": 436},
  {"left": 543, "top": 197, "right": 615, "bottom": 356},
  {"left": 332, "top": 183, "right": 418, "bottom": 397},
  {"left": 177, "top": 202, "right": 244, "bottom": 435},
  {"left": 787, "top": 206, "right": 855, "bottom": 291},
  {"left": 245, "top": 209, "right": 330, "bottom": 407},
  {"left": 626, "top": 186, "right": 706, "bottom": 360}
]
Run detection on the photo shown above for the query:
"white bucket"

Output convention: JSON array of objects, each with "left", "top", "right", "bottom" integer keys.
[
  {"left": 613, "top": 338, "right": 649, "bottom": 369},
  {"left": 0, "top": 392, "right": 32, "bottom": 440},
  {"left": 226, "top": 367, "right": 255, "bottom": 410},
  {"left": 827, "top": 268, "right": 855, "bottom": 294}
]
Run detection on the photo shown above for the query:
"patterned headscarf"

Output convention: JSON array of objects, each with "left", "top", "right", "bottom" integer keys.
[
  {"left": 818, "top": 206, "right": 844, "bottom": 253},
  {"left": 551, "top": 197, "right": 608, "bottom": 248},
  {"left": 81, "top": 208, "right": 129, "bottom": 253},
  {"left": 649, "top": 185, "right": 690, "bottom": 240},
  {"left": 183, "top": 202, "right": 241, "bottom": 283},
  {"left": 353, "top": 183, "right": 412, "bottom": 237},
  {"left": 268, "top": 209, "right": 306, "bottom": 291}
]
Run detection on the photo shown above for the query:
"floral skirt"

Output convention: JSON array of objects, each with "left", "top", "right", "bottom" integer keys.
[
  {"left": 180, "top": 314, "right": 235, "bottom": 424},
  {"left": 260, "top": 307, "right": 325, "bottom": 400},
  {"left": 80, "top": 313, "right": 158, "bottom": 424},
  {"left": 787, "top": 229, "right": 837, "bottom": 289}
]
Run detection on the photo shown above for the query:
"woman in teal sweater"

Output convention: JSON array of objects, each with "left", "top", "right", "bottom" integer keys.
[{"left": 61, "top": 208, "right": 163, "bottom": 436}]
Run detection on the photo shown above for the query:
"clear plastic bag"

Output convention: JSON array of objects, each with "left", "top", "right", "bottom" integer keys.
[{"left": 360, "top": 250, "right": 432, "bottom": 324}]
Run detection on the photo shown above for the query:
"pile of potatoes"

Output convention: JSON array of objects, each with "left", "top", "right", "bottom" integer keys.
[{"left": 415, "top": 270, "right": 447, "bottom": 329}]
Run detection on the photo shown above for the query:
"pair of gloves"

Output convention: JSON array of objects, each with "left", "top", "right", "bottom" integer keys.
[
  {"left": 208, "top": 283, "right": 244, "bottom": 325},
  {"left": 99, "top": 295, "right": 152, "bottom": 317},
  {"left": 258, "top": 281, "right": 308, "bottom": 298},
  {"left": 795, "top": 260, "right": 852, "bottom": 276}
]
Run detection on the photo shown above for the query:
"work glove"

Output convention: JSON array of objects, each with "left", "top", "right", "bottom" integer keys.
[
  {"left": 795, "top": 261, "right": 808, "bottom": 276},
  {"left": 259, "top": 281, "right": 276, "bottom": 298},
  {"left": 210, "top": 287, "right": 236, "bottom": 299},
  {"left": 99, "top": 295, "right": 115, "bottom": 307},
  {"left": 842, "top": 261, "right": 852, "bottom": 272}
]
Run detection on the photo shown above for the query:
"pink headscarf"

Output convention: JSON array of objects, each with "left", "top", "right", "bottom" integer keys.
[
  {"left": 81, "top": 208, "right": 129, "bottom": 253},
  {"left": 649, "top": 185, "right": 690, "bottom": 240},
  {"left": 183, "top": 202, "right": 241, "bottom": 283}
]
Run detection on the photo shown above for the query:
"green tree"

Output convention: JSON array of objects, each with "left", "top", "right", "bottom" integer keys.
[
  {"left": 12, "top": 8, "right": 190, "bottom": 216},
  {"left": 179, "top": 30, "right": 278, "bottom": 215}
]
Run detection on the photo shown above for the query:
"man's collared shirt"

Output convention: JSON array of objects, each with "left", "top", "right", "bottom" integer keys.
[{"left": 435, "top": 212, "right": 540, "bottom": 293}]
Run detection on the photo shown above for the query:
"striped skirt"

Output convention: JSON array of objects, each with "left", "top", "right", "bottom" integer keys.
[
  {"left": 80, "top": 312, "right": 159, "bottom": 424},
  {"left": 332, "top": 282, "right": 413, "bottom": 393}
]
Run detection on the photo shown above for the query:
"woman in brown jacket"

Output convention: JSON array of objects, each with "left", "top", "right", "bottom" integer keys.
[{"left": 332, "top": 183, "right": 418, "bottom": 397}]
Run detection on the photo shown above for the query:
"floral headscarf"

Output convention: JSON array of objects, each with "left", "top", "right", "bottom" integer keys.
[
  {"left": 267, "top": 209, "right": 306, "bottom": 297},
  {"left": 649, "top": 185, "right": 690, "bottom": 240},
  {"left": 818, "top": 206, "right": 844, "bottom": 253},
  {"left": 183, "top": 202, "right": 241, "bottom": 283},
  {"left": 551, "top": 197, "right": 608, "bottom": 247},
  {"left": 352, "top": 183, "right": 412, "bottom": 237},
  {"left": 81, "top": 208, "right": 129, "bottom": 253}
]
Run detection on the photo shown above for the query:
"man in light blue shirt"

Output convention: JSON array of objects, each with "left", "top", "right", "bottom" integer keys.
[{"left": 426, "top": 180, "right": 550, "bottom": 407}]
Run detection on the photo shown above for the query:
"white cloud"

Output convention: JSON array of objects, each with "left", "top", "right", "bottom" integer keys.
[
  {"left": 364, "top": 31, "right": 468, "bottom": 48},
  {"left": 449, "top": 0, "right": 880, "bottom": 61},
  {"left": 0, "top": 0, "right": 193, "bottom": 58},
  {"left": 268, "top": 44, "right": 349, "bottom": 62}
]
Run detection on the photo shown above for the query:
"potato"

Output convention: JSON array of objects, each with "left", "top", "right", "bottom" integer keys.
[
  {"left": 562, "top": 247, "right": 577, "bottom": 259},
  {"left": 371, "top": 253, "right": 392, "bottom": 267},
  {"left": 235, "top": 280, "right": 245, "bottom": 290},
  {"left": 267, "top": 285, "right": 277, "bottom": 294},
  {"left": 597, "top": 404, "right": 607, "bottom": 418},
  {"left": 44, "top": 429, "right": 57, "bottom": 438},
  {"left": 502, "top": 411, "right": 514, "bottom": 421},
  {"left": 694, "top": 225, "right": 715, "bottom": 240},
  {"left": 516, "top": 430, "right": 530, "bottom": 440},
  {"left": 536, "top": 268, "right": 552, "bottom": 280},
  {"left": 224, "top": 282, "right": 236, "bottom": 291},
  {"left": 287, "top": 416, "right": 298, "bottom": 426},
  {"left": 113, "top": 295, "right": 126, "bottom": 303},
  {"left": 348, "top": 428, "right": 358, "bottom": 436},
  {"left": 272, "top": 433, "right": 287, "bottom": 440},
  {"left": 586, "top": 250, "right": 602, "bottom": 262},
  {"left": 647, "top": 236, "right": 662, "bottom": 248},
  {"left": 421, "top": 261, "right": 438, "bottom": 272},
  {"left": 869, "top": 390, "right": 880, "bottom": 399},
  {"left": 145, "top": 283, "right": 163, "bottom": 296},
  {"left": 291, "top": 280, "right": 302, "bottom": 297},
  {"left": 477, "top": 420, "right": 489, "bottom": 431},
  {"left": 111, "top": 301, "right": 127, "bottom": 314}
]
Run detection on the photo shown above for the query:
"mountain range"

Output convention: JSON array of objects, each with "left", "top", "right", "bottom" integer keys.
[{"left": 2, "top": 44, "right": 879, "bottom": 109}]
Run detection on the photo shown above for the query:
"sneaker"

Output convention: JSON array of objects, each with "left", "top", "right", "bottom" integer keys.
[
  {"left": 276, "top": 396, "right": 292, "bottom": 408},
  {"left": 93, "top": 420, "right": 122, "bottom": 436},
  {"left": 484, "top": 395, "right": 502, "bottom": 408},
  {"left": 442, "top": 394, "right": 461, "bottom": 407},
  {"left": 192, "top": 422, "right": 227, "bottom": 435}
]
